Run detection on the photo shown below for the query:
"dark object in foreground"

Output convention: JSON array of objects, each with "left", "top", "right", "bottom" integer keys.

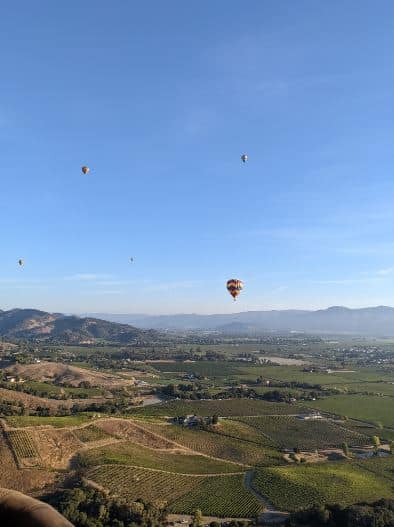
[{"left": 0, "top": 488, "right": 73, "bottom": 527}]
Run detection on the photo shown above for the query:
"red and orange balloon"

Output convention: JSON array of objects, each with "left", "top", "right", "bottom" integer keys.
[{"left": 226, "top": 279, "right": 244, "bottom": 301}]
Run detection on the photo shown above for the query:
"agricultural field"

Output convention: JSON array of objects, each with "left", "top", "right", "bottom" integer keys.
[
  {"left": 335, "top": 381, "right": 394, "bottom": 396},
  {"left": 73, "top": 425, "right": 113, "bottom": 443},
  {"left": 340, "top": 419, "right": 394, "bottom": 442},
  {"left": 353, "top": 456, "right": 394, "bottom": 482},
  {"left": 169, "top": 474, "right": 262, "bottom": 517},
  {"left": 6, "top": 429, "right": 40, "bottom": 464},
  {"left": 5, "top": 414, "right": 96, "bottom": 428},
  {"left": 129, "top": 399, "right": 303, "bottom": 417},
  {"left": 237, "top": 365, "right": 394, "bottom": 386},
  {"left": 86, "top": 465, "right": 261, "bottom": 517},
  {"left": 237, "top": 416, "right": 368, "bottom": 449},
  {"left": 0, "top": 431, "right": 58, "bottom": 493},
  {"left": 147, "top": 423, "right": 281, "bottom": 466},
  {"left": 307, "top": 395, "right": 394, "bottom": 428},
  {"left": 86, "top": 465, "right": 205, "bottom": 507},
  {"left": 78, "top": 440, "right": 240, "bottom": 474},
  {"left": 253, "top": 459, "right": 394, "bottom": 511},
  {"left": 213, "top": 418, "right": 270, "bottom": 445}
]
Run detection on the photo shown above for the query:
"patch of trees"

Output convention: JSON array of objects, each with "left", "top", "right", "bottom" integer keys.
[
  {"left": 285, "top": 499, "right": 394, "bottom": 527},
  {"left": 0, "top": 398, "right": 25, "bottom": 416},
  {"left": 70, "top": 398, "right": 142, "bottom": 415},
  {"left": 161, "top": 383, "right": 211, "bottom": 400},
  {"left": 0, "top": 379, "right": 69, "bottom": 400},
  {"left": 47, "top": 483, "right": 166, "bottom": 527}
]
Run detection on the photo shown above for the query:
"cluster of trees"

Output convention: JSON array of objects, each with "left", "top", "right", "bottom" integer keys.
[
  {"left": 0, "top": 378, "right": 69, "bottom": 400},
  {"left": 48, "top": 484, "right": 166, "bottom": 527},
  {"left": 161, "top": 383, "right": 211, "bottom": 400},
  {"left": 0, "top": 398, "right": 25, "bottom": 416},
  {"left": 70, "top": 398, "right": 142, "bottom": 415},
  {"left": 285, "top": 499, "right": 394, "bottom": 527},
  {"left": 212, "top": 387, "right": 300, "bottom": 403},
  {"left": 161, "top": 383, "right": 304, "bottom": 403}
]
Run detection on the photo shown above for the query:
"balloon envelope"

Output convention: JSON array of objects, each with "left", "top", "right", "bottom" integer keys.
[
  {"left": 226, "top": 279, "right": 244, "bottom": 300},
  {"left": 81, "top": 166, "right": 90, "bottom": 174}
]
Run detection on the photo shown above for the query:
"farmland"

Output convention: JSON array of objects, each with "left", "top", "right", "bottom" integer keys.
[
  {"left": 253, "top": 458, "right": 394, "bottom": 511},
  {"left": 0, "top": 335, "right": 393, "bottom": 519},
  {"left": 307, "top": 395, "right": 394, "bottom": 428},
  {"left": 86, "top": 465, "right": 262, "bottom": 517},
  {"left": 86, "top": 465, "right": 201, "bottom": 506},
  {"left": 6, "top": 414, "right": 96, "bottom": 428},
  {"left": 6, "top": 429, "right": 40, "bottom": 466},
  {"left": 237, "top": 415, "right": 368, "bottom": 449},
  {"left": 129, "top": 399, "right": 303, "bottom": 417},
  {"left": 73, "top": 425, "right": 113, "bottom": 443},
  {"left": 169, "top": 474, "right": 263, "bottom": 517},
  {"left": 78, "top": 440, "right": 241, "bottom": 473},
  {"left": 148, "top": 423, "right": 281, "bottom": 466}
]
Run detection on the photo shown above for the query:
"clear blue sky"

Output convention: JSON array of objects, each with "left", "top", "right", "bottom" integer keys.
[{"left": 1, "top": 1, "right": 394, "bottom": 314}]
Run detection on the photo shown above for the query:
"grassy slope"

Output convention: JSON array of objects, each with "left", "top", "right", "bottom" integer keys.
[
  {"left": 129, "top": 399, "right": 301, "bottom": 417},
  {"left": 306, "top": 395, "right": 394, "bottom": 427},
  {"left": 253, "top": 459, "right": 394, "bottom": 511},
  {"left": 87, "top": 465, "right": 261, "bottom": 518},
  {"left": 237, "top": 415, "right": 368, "bottom": 449},
  {"left": 170, "top": 474, "right": 262, "bottom": 517},
  {"left": 79, "top": 441, "right": 241, "bottom": 474},
  {"left": 6, "top": 414, "right": 96, "bottom": 428},
  {"left": 148, "top": 423, "right": 281, "bottom": 466}
]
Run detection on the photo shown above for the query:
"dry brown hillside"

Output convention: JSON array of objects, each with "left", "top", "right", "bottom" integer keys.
[{"left": 5, "top": 362, "right": 136, "bottom": 388}]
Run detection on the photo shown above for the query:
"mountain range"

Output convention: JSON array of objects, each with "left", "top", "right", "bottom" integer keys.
[
  {"left": 85, "top": 306, "right": 394, "bottom": 336},
  {"left": 0, "top": 309, "right": 158, "bottom": 343}
]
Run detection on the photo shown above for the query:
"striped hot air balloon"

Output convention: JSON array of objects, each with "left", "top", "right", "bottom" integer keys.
[{"left": 226, "top": 279, "right": 244, "bottom": 300}]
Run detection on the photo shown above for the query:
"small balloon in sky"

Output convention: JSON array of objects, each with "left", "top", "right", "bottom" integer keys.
[
  {"left": 81, "top": 166, "right": 90, "bottom": 175},
  {"left": 18, "top": 259, "right": 24, "bottom": 267},
  {"left": 241, "top": 154, "right": 248, "bottom": 163}
]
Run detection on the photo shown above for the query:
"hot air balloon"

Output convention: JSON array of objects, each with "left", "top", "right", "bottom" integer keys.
[
  {"left": 18, "top": 259, "right": 24, "bottom": 267},
  {"left": 130, "top": 257, "right": 134, "bottom": 263},
  {"left": 81, "top": 166, "right": 90, "bottom": 175},
  {"left": 226, "top": 279, "right": 244, "bottom": 300},
  {"left": 241, "top": 154, "right": 248, "bottom": 163}
]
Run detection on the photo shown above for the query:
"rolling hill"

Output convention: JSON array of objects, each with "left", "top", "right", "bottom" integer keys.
[
  {"left": 0, "top": 309, "right": 158, "bottom": 344},
  {"left": 88, "top": 305, "right": 394, "bottom": 336}
]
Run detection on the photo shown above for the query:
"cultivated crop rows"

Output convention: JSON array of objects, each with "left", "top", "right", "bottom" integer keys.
[
  {"left": 86, "top": 465, "right": 202, "bottom": 507},
  {"left": 170, "top": 474, "right": 262, "bottom": 517},
  {"left": 253, "top": 462, "right": 394, "bottom": 511},
  {"left": 237, "top": 416, "right": 367, "bottom": 449},
  {"left": 87, "top": 465, "right": 261, "bottom": 518},
  {"left": 150, "top": 424, "right": 267, "bottom": 465},
  {"left": 7, "top": 430, "right": 39, "bottom": 462},
  {"left": 131, "top": 399, "right": 299, "bottom": 417},
  {"left": 74, "top": 425, "right": 112, "bottom": 443}
]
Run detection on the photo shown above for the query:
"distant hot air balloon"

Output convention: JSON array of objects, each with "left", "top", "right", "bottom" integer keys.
[
  {"left": 81, "top": 166, "right": 90, "bottom": 175},
  {"left": 241, "top": 154, "right": 248, "bottom": 163},
  {"left": 130, "top": 257, "right": 134, "bottom": 263},
  {"left": 18, "top": 259, "right": 24, "bottom": 267},
  {"left": 226, "top": 279, "right": 244, "bottom": 301}
]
